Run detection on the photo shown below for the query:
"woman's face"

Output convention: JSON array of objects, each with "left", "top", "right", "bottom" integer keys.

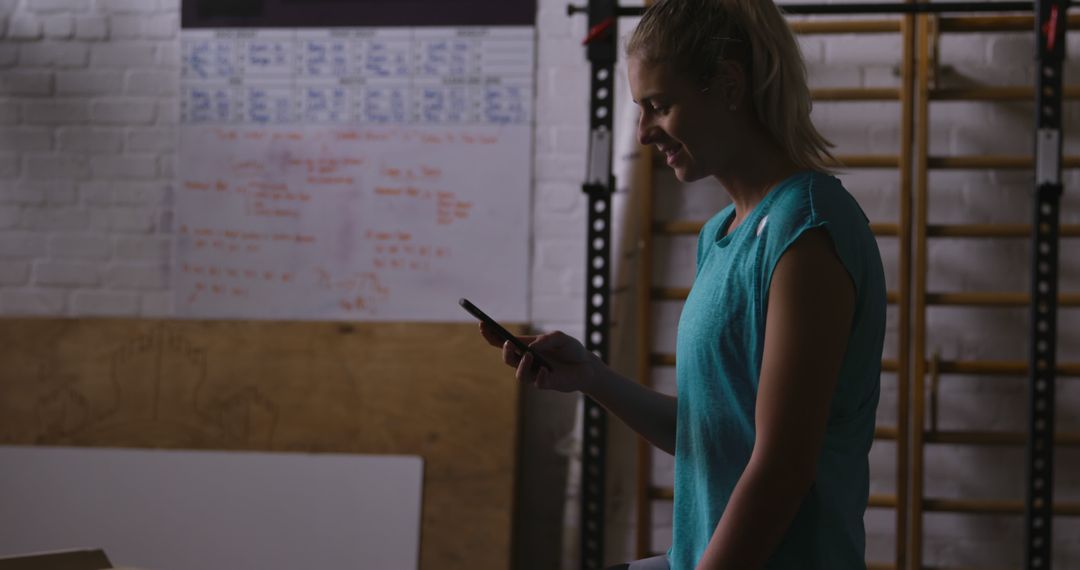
[{"left": 628, "top": 56, "right": 737, "bottom": 182}]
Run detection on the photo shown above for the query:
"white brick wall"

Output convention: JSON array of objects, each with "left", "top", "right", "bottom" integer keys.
[
  {"left": 0, "top": 0, "right": 175, "bottom": 315},
  {"left": 0, "top": 0, "right": 1078, "bottom": 568}
]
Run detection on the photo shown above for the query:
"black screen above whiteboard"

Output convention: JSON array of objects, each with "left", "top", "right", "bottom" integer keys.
[{"left": 183, "top": 0, "right": 537, "bottom": 28}]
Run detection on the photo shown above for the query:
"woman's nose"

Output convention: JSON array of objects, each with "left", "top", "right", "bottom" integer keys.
[{"left": 637, "top": 114, "right": 656, "bottom": 146}]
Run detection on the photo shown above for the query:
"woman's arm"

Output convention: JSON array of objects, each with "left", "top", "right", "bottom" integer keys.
[
  {"left": 480, "top": 326, "right": 679, "bottom": 455},
  {"left": 695, "top": 228, "right": 856, "bottom": 570},
  {"left": 583, "top": 363, "right": 678, "bottom": 455}
]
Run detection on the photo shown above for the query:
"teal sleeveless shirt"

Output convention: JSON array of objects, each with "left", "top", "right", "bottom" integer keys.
[{"left": 668, "top": 171, "right": 886, "bottom": 569}]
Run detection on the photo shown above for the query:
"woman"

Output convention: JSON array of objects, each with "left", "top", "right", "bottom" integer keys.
[{"left": 480, "top": 0, "right": 886, "bottom": 568}]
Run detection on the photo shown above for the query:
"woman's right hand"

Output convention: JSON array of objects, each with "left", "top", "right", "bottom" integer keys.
[{"left": 478, "top": 323, "right": 600, "bottom": 393}]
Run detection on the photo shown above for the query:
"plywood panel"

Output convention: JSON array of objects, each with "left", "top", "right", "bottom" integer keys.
[{"left": 0, "top": 319, "right": 520, "bottom": 570}]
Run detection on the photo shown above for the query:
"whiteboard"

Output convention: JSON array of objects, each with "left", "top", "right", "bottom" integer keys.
[
  {"left": 177, "top": 28, "right": 535, "bottom": 321},
  {"left": 0, "top": 446, "right": 423, "bottom": 570}
]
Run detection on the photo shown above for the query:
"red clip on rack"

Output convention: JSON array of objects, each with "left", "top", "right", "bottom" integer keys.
[{"left": 582, "top": 16, "right": 614, "bottom": 45}]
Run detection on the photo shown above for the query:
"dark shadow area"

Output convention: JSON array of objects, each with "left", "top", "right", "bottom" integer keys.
[{"left": 515, "top": 386, "right": 576, "bottom": 570}]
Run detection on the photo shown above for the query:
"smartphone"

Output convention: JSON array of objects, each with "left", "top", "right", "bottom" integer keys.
[{"left": 459, "top": 298, "right": 552, "bottom": 371}]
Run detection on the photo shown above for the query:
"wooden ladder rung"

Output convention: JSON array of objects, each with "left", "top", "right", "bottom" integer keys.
[
  {"left": 649, "top": 486, "right": 673, "bottom": 500},
  {"left": 654, "top": 154, "right": 900, "bottom": 169},
  {"left": 925, "top": 430, "right": 1080, "bottom": 446},
  {"left": 790, "top": 19, "right": 901, "bottom": 35},
  {"left": 652, "top": 288, "right": 902, "bottom": 305},
  {"left": 812, "top": 88, "right": 901, "bottom": 101},
  {"left": 876, "top": 426, "right": 898, "bottom": 440},
  {"left": 872, "top": 223, "right": 900, "bottom": 236},
  {"left": 928, "top": 155, "right": 1080, "bottom": 169},
  {"left": 928, "top": 224, "right": 1080, "bottom": 238},
  {"left": 830, "top": 155, "right": 901, "bottom": 168},
  {"left": 931, "top": 85, "right": 1080, "bottom": 100},
  {"left": 648, "top": 486, "right": 900, "bottom": 510},
  {"left": 868, "top": 494, "right": 898, "bottom": 509},
  {"left": 650, "top": 354, "right": 901, "bottom": 373},
  {"left": 652, "top": 221, "right": 901, "bottom": 236},
  {"left": 925, "top": 292, "right": 1080, "bottom": 307},
  {"left": 648, "top": 357, "right": 1080, "bottom": 377},
  {"left": 922, "top": 498, "right": 1080, "bottom": 516},
  {"left": 652, "top": 221, "right": 701, "bottom": 235},
  {"left": 653, "top": 223, "right": 1080, "bottom": 240},
  {"left": 938, "top": 13, "right": 1080, "bottom": 33},
  {"left": 936, "top": 360, "right": 1080, "bottom": 377}
]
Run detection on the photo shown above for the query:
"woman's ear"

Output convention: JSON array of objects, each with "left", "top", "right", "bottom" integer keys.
[{"left": 709, "top": 59, "right": 747, "bottom": 109}]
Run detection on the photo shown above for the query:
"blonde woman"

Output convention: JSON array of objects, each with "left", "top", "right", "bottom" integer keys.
[{"left": 480, "top": 0, "right": 886, "bottom": 567}]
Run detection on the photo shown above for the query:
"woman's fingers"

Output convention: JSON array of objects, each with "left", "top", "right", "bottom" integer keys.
[
  {"left": 530, "top": 331, "right": 585, "bottom": 364},
  {"left": 516, "top": 350, "right": 541, "bottom": 385},
  {"left": 478, "top": 322, "right": 502, "bottom": 347},
  {"left": 529, "top": 331, "right": 565, "bottom": 353},
  {"left": 480, "top": 324, "right": 576, "bottom": 390},
  {"left": 502, "top": 340, "right": 523, "bottom": 368}
]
